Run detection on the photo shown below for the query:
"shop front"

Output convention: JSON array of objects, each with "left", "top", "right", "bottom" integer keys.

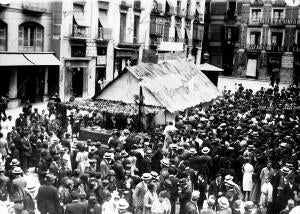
[
  {"left": 0, "top": 53, "right": 60, "bottom": 108},
  {"left": 64, "top": 59, "right": 91, "bottom": 99}
]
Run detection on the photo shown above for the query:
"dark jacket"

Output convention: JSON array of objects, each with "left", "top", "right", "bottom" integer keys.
[
  {"left": 20, "top": 137, "right": 32, "bottom": 157},
  {"left": 65, "top": 200, "right": 88, "bottom": 214},
  {"left": 208, "top": 180, "right": 226, "bottom": 198},
  {"left": 36, "top": 184, "right": 59, "bottom": 214},
  {"left": 179, "top": 186, "right": 192, "bottom": 214},
  {"left": 23, "top": 192, "right": 36, "bottom": 214}
]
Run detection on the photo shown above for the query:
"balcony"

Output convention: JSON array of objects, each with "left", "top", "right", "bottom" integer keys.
[
  {"left": 193, "top": 39, "right": 202, "bottom": 47},
  {"left": 248, "top": 17, "right": 263, "bottom": 26},
  {"left": 97, "top": 27, "right": 112, "bottom": 40},
  {"left": 150, "top": 22, "right": 164, "bottom": 37},
  {"left": 71, "top": 25, "right": 89, "bottom": 39}
]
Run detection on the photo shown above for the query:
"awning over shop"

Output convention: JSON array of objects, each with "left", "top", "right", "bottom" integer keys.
[
  {"left": 0, "top": 54, "right": 33, "bottom": 66},
  {"left": 98, "top": 11, "right": 108, "bottom": 28},
  {"left": 24, "top": 54, "right": 61, "bottom": 66},
  {"left": 73, "top": 5, "right": 89, "bottom": 27}
]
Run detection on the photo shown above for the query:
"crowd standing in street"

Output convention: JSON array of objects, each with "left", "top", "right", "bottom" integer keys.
[{"left": 0, "top": 84, "right": 299, "bottom": 214}]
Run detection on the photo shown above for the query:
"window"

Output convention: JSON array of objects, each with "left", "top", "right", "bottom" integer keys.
[
  {"left": 177, "top": 0, "right": 181, "bottom": 15},
  {"left": 250, "top": 32, "right": 261, "bottom": 45},
  {"left": 0, "top": 21, "right": 7, "bottom": 51},
  {"left": 71, "top": 43, "right": 86, "bottom": 57},
  {"left": 133, "top": 15, "right": 140, "bottom": 43},
  {"left": 251, "top": 9, "right": 261, "bottom": 22},
  {"left": 18, "top": 22, "right": 43, "bottom": 52},
  {"left": 227, "top": 2, "right": 236, "bottom": 20},
  {"left": 120, "top": 13, "right": 127, "bottom": 43},
  {"left": 271, "top": 32, "right": 283, "bottom": 47},
  {"left": 273, "top": 9, "right": 284, "bottom": 20},
  {"left": 186, "top": 0, "right": 191, "bottom": 15}
]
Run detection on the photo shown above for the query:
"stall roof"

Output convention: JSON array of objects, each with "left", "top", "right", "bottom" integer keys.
[
  {"left": 197, "top": 63, "right": 223, "bottom": 72},
  {"left": 94, "top": 59, "right": 221, "bottom": 113}
]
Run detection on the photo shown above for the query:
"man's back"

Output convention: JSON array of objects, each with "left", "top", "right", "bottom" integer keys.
[{"left": 65, "top": 201, "right": 87, "bottom": 214}]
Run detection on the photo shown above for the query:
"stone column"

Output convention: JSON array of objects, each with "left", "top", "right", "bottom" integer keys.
[
  {"left": 35, "top": 68, "right": 41, "bottom": 102},
  {"left": 7, "top": 68, "right": 19, "bottom": 108},
  {"left": 196, "top": 47, "right": 202, "bottom": 65},
  {"left": 43, "top": 67, "right": 49, "bottom": 101}
]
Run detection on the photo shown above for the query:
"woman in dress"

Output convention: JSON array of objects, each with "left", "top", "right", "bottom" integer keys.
[
  {"left": 242, "top": 157, "right": 254, "bottom": 201},
  {"left": 143, "top": 181, "right": 158, "bottom": 214}
]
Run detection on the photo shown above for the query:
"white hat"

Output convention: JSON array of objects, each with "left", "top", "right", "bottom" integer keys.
[
  {"left": 201, "top": 147, "right": 210, "bottom": 154},
  {"left": 117, "top": 198, "right": 129, "bottom": 210},
  {"left": 192, "top": 190, "right": 200, "bottom": 199},
  {"left": 218, "top": 197, "right": 229, "bottom": 209}
]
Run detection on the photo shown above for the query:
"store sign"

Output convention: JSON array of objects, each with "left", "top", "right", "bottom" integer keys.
[
  {"left": 97, "top": 55, "right": 106, "bottom": 65},
  {"left": 281, "top": 52, "right": 294, "bottom": 69}
]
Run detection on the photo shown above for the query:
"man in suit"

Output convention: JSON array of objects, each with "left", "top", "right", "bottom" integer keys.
[
  {"left": 178, "top": 178, "right": 192, "bottom": 214},
  {"left": 281, "top": 173, "right": 297, "bottom": 209},
  {"left": 208, "top": 173, "right": 226, "bottom": 200},
  {"left": 168, "top": 167, "right": 179, "bottom": 214},
  {"left": 20, "top": 131, "right": 32, "bottom": 173},
  {"left": 65, "top": 191, "right": 88, "bottom": 214},
  {"left": 36, "top": 174, "right": 59, "bottom": 214},
  {"left": 0, "top": 166, "right": 9, "bottom": 201},
  {"left": 100, "top": 153, "right": 111, "bottom": 179},
  {"left": 132, "top": 173, "right": 152, "bottom": 214},
  {"left": 185, "top": 190, "right": 200, "bottom": 214}
]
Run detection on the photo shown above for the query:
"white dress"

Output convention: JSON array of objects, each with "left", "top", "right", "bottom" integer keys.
[{"left": 243, "top": 163, "right": 254, "bottom": 191}]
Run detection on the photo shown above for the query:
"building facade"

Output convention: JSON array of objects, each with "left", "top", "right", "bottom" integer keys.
[
  {"left": 51, "top": 0, "right": 206, "bottom": 102},
  {"left": 0, "top": 0, "right": 60, "bottom": 108},
  {"left": 204, "top": 0, "right": 300, "bottom": 84}
]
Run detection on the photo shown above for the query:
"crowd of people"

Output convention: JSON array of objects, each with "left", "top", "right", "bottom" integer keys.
[{"left": 0, "top": 84, "right": 299, "bottom": 214}]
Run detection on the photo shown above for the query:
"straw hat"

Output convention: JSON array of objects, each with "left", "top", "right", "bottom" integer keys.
[
  {"left": 141, "top": 173, "right": 152, "bottom": 180},
  {"left": 201, "top": 147, "right": 210, "bottom": 154},
  {"left": 218, "top": 197, "right": 229, "bottom": 209},
  {"left": 117, "top": 198, "right": 129, "bottom": 210}
]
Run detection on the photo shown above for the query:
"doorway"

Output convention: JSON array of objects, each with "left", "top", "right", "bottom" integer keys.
[{"left": 72, "top": 68, "right": 83, "bottom": 97}]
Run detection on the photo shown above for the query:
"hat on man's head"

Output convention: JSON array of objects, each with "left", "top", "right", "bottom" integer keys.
[
  {"left": 150, "top": 171, "right": 159, "bottom": 180},
  {"left": 10, "top": 159, "right": 20, "bottom": 166},
  {"left": 160, "top": 159, "right": 170, "bottom": 167},
  {"left": 201, "top": 147, "right": 210, "bottom": 154},
  {"left": 26, "top": 183, "right": 36, "bottom": 193},
  {"left": 281, "top": 167, "right": 291, "bottom": 174},
  {"left": 218, "top": 197, "right": 229, "bottom": 209},
  {"left": 192, "top": 190, "right": 200, "bottom": 199},
  {"left": 117, "top": 198, "right": 129, "bottom": 210},
  {"left": 224, "top": 174, "right": 233, "bottom": 182},
  {"left": 244, "top": 201, "right": 254, "bottom": 210},
  {"left": 189, "top": 148, "right": 197, "bottom": 155},
  {"left": 103, "top": 152, "right": 112, "bottom": 159},
  {"left": 141, "top": 173, "right": 152, "bottom": 180},
  {"left": 12, "top": 167, "right": 23, "bottom": 174}
]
